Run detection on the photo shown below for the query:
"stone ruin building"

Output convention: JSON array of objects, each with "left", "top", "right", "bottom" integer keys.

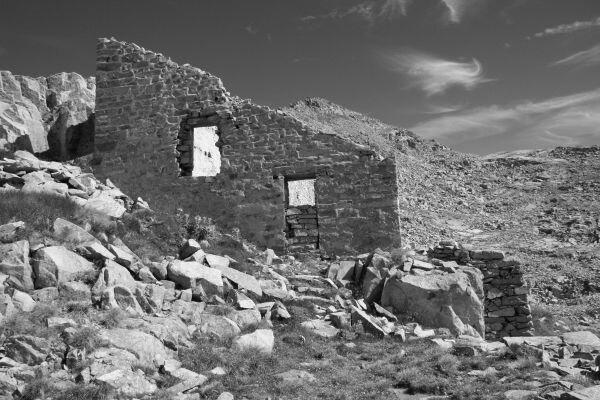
[{"left": 93, "top": 38, "right": 401, "bottom": 255}]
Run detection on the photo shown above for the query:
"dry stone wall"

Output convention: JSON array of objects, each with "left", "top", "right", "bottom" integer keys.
[
  {"left": 285, "top": 205, "right": 319, "bottom": 250},
  {"left": 94, "top": 38, "right": 401, "bottom": 255},
  {"left": 429, "top": 241, "right": 534, "bottom": 339}
]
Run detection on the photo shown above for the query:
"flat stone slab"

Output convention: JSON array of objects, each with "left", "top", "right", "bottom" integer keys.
[
  {"left": 562, "top": 385, "right": 600, "bottom": 400},
  {"left": 300, "top": 319, "right": 339, "bottom": 338},
  {"left": 561, "top": 331, "right": 600, "bottom": 349},
  {"left": 503, "top": 336, "right": 562, "bottom": 348},
  {"left": 209, "top": 262, "right": 262, "bottom": 297}
]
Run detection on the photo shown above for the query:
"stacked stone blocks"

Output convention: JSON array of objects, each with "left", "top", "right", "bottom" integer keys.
[
  {"left": 285, "top": 205, "right": 319, "bottom": 250},
  {"left": 429, "top": 242, "right": 534, "bottom": 339}
]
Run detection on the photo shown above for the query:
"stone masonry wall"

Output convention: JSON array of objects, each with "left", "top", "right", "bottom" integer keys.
[
  {"left": 94, "top": 38, "right": 401, "bottom": 254},
  {"left": 429, "top": 241, "right": 534, "bottom": 339},
  {"left": 285, "top": 205, "right": 319, "bottom": 250}
]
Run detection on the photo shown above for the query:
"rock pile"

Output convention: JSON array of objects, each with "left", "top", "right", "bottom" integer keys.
[
  {"left": 0, "top": 153, "right": 292, "bottom": 398},
  {"left": 504, "top": 332, "right": 600, "bottom": 399},
  {"left": 311, "top": 248, "right": 485, "bottom": 339},
  {"left": 0, "top": 150, "right": 144, "bottom": 217}
]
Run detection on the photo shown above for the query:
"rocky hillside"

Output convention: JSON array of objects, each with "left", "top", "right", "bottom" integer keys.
[
  {"left": 283, "top": 97, "right": 436, "bottom": 157},
  {"left": 286, "top": 98, "right": 600, "bottom": 321},
  {"left": 0, "top": 71, "right": 94, "bottom": 160},
  {"left": 2, "top": 151, "right": 600, "bottom": 399}
]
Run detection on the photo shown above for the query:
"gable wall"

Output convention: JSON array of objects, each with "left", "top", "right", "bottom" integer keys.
[{"left": 94, "top": 38, "right": 400, "bottom": 254}]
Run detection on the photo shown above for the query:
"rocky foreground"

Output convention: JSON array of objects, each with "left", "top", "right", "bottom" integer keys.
[{"left": 1, "top": 152, "right": 600, "bottom": 399}]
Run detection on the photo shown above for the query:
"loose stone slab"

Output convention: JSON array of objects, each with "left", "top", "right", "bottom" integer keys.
[
  {"left": 207, "top": 259, "right": 262, "bottom": 297},
  {"left": 300, "top": 319, "right": 339, "bottom": 338},
  {"left": 561, "top": 331, "right": 600, "bottom": 349}
]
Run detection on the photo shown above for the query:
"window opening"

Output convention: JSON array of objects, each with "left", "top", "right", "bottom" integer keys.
[{"left": 191, "top": 126, "right": 220, "bottom": 177}]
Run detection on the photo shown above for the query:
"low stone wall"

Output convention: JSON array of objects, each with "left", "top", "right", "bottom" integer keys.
[
  {"left": 285, "top": 205, "right": 319, "bottom": 250},
  {"left": 429, "top": 242, "right": 534, "bottom": 339}
]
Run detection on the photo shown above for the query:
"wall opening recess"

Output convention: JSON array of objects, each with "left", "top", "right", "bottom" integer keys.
[
  {"left": 284, "top": 177, "right": 319, "bottom": 250},
  {"left": 191, "top": 126, "right": 221, "bottom": 177}
]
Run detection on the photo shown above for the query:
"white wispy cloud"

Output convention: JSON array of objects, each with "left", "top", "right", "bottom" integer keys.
[
  {"left": 244, "top": 24, "right": 258, "bottom": 35},
  {"left": 440, "top": 0, "right": 467, "bottom": 23},
  {"left": 382, "top": 49, "right": 490, "bottom": 96},
  {"left": 409, "top": 88, "right": 600, "bottom": 153},
  {"left": 533, "top": 16, "right": 600, "bottom": 38},
  {"left": 302, "top": 0, "right": 485, "bottom": 25},
  {"left": 440, "top": 0, "right": 489, "bottom": 23},
  {"left": 301, "top": 0, "right": 412, "bottom": 24},
  {"left": 552, "top": 44, "right": 600, "bottom": 69}
]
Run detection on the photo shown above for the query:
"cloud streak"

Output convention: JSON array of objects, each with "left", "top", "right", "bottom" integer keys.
[
  {"left": 409, "top": 88, "right": 600, "bottom": 153},
  {"left": 533, "top": 16, "right": 600, "bottom": 38},
  {"left": 301, "top": 0, "right": 412, "bottom": 24},
  {"left": 552, "top": 44, "right": 600, "bottom": 69},
  {"left": 440, "top": 0, "right": 472, "bottom": 23},
  {"left": 301, "top": 0, "right": 486, "bottom": 25},
  {"left": 382, "top": 49, "right": 489, "bottom": 96}
]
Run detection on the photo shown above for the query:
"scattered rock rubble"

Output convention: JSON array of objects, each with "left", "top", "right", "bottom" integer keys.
[{"left": 0, "top": 151, "right": 598, "bottom": 399}]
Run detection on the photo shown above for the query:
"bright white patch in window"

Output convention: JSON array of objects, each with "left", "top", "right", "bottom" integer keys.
[
  {"left": 287, "top": 179, "right": 315, "bottom": 206},
  {"left": 192, "top": 126, "right": 221, "bottom": 177}
]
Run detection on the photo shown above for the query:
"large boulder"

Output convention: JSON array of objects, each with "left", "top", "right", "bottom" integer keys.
[
  {"left": 208, "top": 261, "right": 262, "bottom": 297},
  {"left": 381, "top": 270, "right": 485, "bottom": 336},
  {"left": 33, "top": 246, "right": 95, "bottom": 288},
  {"left": 0, "top": 71, "right": 95, "bottom": 158},
  {"left": 11, "top": 289, "right": 35, "bottom": 312},
  {"left": 92, "top": 260, "right": 137, "bottom": 302},
  {"left": 100, "top": 328, "right": 171, "bottom": 367},
  {"left": 0, "top": 71, "right": 48, "bottom": 153},
  {"left": 5, "top": 334, "right": 51, "bottom": 365},
  {"left": 167, "top": 260, "right": 223, "bottom": 295},
  {"left": 84, "top": 192, "right": 126, "bottom": 218},
  {"left": 96, "top": 369, "right": 157, "bottom": 397},
  {"left": 0, "top": 240, "right": 33, "bottom": 291},
  {"left": 121, "top": 316, "right": 190, "bottom": 350},
  {"left": 194, "top": 314, "right": 241, "bottom": 339},
  {"left": 0, "top": 221, "right": 25, "bottom": 243},
  {"left": 88, "top": 347, "right": 138, "bottom": 378},
  {"left": 52, "top": 218, "right": 96, "bottom": 245},
  {"left": 233, "top": 329, "right": 274, "bottom": 355},
  {"left": 101, "top": 285, "right": 144, "bottom": 315}
]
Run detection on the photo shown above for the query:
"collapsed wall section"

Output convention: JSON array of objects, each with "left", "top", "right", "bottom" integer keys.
[
  {"left": 429, "top": 242, "right": 534, "bottom": 339},
  {"left": 94, "top": 37, "right": 400, "bottom": 254}
]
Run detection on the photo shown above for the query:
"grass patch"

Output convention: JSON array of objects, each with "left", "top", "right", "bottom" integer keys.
[
  {"left": 1, "top": 303, "right": 58, "bottom": 338},
  {"left": 65, "top": 326, "right": 106, "bottom": 352},
  {"left": 92, "top": 307, "right": 127, "bottom": 329},
  {"left": 20, "top": 378, "right": 110, "bottom": 400},
  {"left": 0, "top": 191, "right": 79, "bottom": 234}
]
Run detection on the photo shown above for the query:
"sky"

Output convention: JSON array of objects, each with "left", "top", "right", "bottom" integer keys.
[{"left": 1, "top": 0, "right": 600, "bottom": 155}]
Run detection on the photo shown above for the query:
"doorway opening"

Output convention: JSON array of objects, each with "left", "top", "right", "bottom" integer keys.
[{"left": 284, "top": 177, "right": 319, "bottom": 250}]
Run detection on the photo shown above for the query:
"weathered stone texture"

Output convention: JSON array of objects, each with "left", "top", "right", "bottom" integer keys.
[
  {"left": 0, "top": 70, "right": 95, "bottom": 159},
  {"left": 93, "top": 38, "right": 400, "bottom": 254}
]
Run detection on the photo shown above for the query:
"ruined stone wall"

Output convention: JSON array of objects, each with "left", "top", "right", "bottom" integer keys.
[
  {"left": 429, "top": 242, "right": 534, "bottom": 339},
  {"left": 285, "top": 205, "right": 319, "bottom": 250},
  {"left": 94, "top": 38, "right": 400, "bottom": 254}
]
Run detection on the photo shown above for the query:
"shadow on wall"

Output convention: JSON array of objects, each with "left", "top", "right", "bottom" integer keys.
[
  {"left": 42, "top": 113, "right": 95, "bottom": 161},
  {"left": 11, "top": 135, "right": 34, "bottom": 154}
]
